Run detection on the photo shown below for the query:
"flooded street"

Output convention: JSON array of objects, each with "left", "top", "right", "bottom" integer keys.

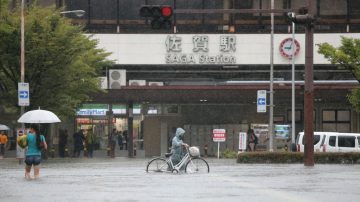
[{"left": 1, "top": 158, "right": 360, "bottom": 202}]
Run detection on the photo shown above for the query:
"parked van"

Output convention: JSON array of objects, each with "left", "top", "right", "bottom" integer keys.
[
  {"left": 321, "top": 133, "right": 360, "bottom": 152},
  {"left": 296, "top": 132, "right": 332, "bottom": 152},
  {"left": 296, "top": 132, "right": 360, "bottom": 152}
]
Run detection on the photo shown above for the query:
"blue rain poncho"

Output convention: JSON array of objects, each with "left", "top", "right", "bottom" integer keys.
[{"left": 171, "top": 128, "right": 186, "bottom": 165}]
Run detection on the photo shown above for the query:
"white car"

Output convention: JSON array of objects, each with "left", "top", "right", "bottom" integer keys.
[{"left": 296, "top": 132, "right": 360, "bottom": 152}]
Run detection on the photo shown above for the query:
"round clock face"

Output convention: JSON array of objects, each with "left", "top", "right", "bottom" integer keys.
[{"left": 279, "top": 38, "right": 300, "bottom": 58}]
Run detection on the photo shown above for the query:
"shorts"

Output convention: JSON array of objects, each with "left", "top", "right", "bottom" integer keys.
[{"left": 25, "top": 155, "right": 41, "bottom": 166}]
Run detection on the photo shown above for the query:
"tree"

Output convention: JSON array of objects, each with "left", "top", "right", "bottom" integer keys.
[
  {"left": 318, "top": 37, "right": 360, "bottom": 111},
  {"left": 0, "top": 2, "right": 113, "bottom": 121}
]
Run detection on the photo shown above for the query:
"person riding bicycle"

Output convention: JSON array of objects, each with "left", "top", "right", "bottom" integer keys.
[{"left": 171, "top": 128, "right": 189, "bottom": 166}]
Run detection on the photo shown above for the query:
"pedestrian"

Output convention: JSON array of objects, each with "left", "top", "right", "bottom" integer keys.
[
  {"left": 0, "top": 131, "right": 8, "bottom": 158},
  {"left": 248, "top": 129, "right": 258, "bottom": 152},
  {"left": 122, "top": 130, "right": 128, "bottom": 150},
  {"left": 58, "top": 129, "right": 68, "bottom": 158},
  {"left": 73, "top": 129, "right": 85, "bottom": 158},
  {"left": 108, "top": 129, "right": 117, "bottom": 158},
  {"left": 86, "top": 129, "right": 96, "bottom": 158},
  {"left": 24, "top": 124, "right": 47, "bottom": 180},
  {"left": 117, "top": 131, "right": 123, "bottom": 150}
]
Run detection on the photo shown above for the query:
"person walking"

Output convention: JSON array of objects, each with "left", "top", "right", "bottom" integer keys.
[
  {"left": 58, "top": 129, "right": 68, "bottom": 158},
  {"left": 117, "top": 131, "right": 123, "bottom": 150},
  {"left": 85, "top": 129, "right": 96, "bottom": 158},
  {"left": 109, "top": 129, "right": 117, "bottom": 158},
  {"left": 248, "top": 129, "right": 258, "bottom": 152},
  {"left": 122, "top": 130, "right": 128, "bottom": 150},
  {"left": 73, "top": 129, "right": 85, "bottom": 158},
  {"left": 24, "top": 124, "right": 47, "bottom": 180},
  {"left": 0, "top": 131, "right": 8, "bottom": 158}
]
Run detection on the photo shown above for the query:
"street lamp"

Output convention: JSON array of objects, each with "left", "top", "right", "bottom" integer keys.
[{"left": 60, "top": 10, "right": 85, "bottom": 17}]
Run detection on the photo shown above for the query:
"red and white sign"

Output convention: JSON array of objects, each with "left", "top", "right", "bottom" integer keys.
[{"left": 213, "top": 129, "right": 226, "bottom": 142}]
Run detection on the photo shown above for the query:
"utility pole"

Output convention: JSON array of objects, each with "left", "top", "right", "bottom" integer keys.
[{"left": 303, "top": 0, "right": 316, "bottom": 166}]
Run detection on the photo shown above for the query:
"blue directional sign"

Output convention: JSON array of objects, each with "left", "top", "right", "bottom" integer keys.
[
  {"left": 19, "top": 91, "right": 28, "bottom": 98},
  {"left": 257, "top": 90, "right": 267, "bottom": 113},
  {"left": 18, "top": 83, "right": 30, "bottom": 106},
  {"left": 258, "top": 98, "right": 266, "bottom": 105}
]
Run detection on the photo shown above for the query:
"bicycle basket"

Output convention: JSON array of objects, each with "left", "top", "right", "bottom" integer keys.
[{"left": 189, "top": 146, "right": 200, "bottom": 157}]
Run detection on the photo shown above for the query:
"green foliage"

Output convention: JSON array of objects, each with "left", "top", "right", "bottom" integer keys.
[
  {"left": 237, "top": 152, "right": 360, "bottom": 164},
  {"left": 317, "top": 37, "right": 360, "bottom": 111},
  {"left": 221, "top": 149, "right": 238, "bottom": 159},
  {"left": 0, "top": 3, "right": 113, "bottom": 121}
]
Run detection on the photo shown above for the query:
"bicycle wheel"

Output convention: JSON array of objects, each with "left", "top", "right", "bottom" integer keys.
[
  {"left": 146, "top": 157, "right": 170, "bottom": 173},
  {"left": 185, "top": 157, "right": 209, "bottom": 174}
]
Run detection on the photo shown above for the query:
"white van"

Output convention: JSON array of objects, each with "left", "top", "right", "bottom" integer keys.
[
  {"left": 296, "top": 132, "right": 360, "bottom": 152},
  {"left": 296, "top": 132, "right": 332, "bottom": 152},
  {"left": 321, "top": 133, "right": 360, "bottom": 152}
]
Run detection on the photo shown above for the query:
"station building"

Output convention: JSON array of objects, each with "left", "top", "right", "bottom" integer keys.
[{"left": 5, "top": 0, "right": 360, "bottom": 157}]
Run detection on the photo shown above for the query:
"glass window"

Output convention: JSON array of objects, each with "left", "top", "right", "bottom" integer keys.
[
  {"left": 323, "top": 110, "right": 336, "bottom": 121},
  {"left": 287, "top": 110, "right": 302, "bottom": 122},
  {"left": 338, "top": 136, "right": 355, "bottom": 148},
  {"left": 338, "top": 110, "right": 350, "bottom": 121},
  {"left": 147, "top": 105, "right": 161, "bottom": 115},
  {"left": 329, "top": 136, "right": 336, "bottom": 147},
  {"left": 302, "top": 134, "right": 320, "bottom": 145},
  {"left": 314, "top": 135, "right": 321, "bottom": 145},
  {"left": 323, "top": 123, "right": 336, "bottom": 132},
  {"left": 337, "top": 123, "right": 351, "bottom": 132}
]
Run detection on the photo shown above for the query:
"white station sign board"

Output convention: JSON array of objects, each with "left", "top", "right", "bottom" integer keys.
[
  {"left": 257, "top": 90, "right": 267, "bottom": 113},
  {"left": 18, "top": 82, "right": 30, "bottom": 106},
  {"left": 239, "top": 132, "right": 247, "bottom": 151},
  {"left": 213, "top": 129, "right": 226, "bottom": 142}
]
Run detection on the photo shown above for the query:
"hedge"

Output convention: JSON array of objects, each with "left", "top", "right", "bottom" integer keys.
[{"left": 237, "top": 152, "right": 360, "bottom": 164}]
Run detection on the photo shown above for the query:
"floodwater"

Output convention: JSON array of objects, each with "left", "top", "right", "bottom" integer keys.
[{"left": 0, "top": 157, "right": 360, "bottom": 202}]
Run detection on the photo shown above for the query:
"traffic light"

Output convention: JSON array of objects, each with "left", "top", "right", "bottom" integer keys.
[
  {"left": 287, "top": 12, "right": 315, "bottom": 25},
  {"left": 140, "top": 5, "right": 173, "bottom": 29}
]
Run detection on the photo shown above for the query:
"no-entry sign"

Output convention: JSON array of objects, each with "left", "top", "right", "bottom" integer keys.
[{"left": 213, "top": 129, "right": 226, "bottom": 142}]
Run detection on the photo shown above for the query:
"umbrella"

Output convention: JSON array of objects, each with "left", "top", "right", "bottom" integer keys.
[
  {"left": 18, "top": 108, "right": 61, "bottom": 123},
  {"left": 0, "top": 124, "right": 10, "bottom": 130}
]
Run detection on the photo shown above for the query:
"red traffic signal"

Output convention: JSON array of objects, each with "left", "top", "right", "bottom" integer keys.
[
  {"left": 139, "top": 5, "right": 173, "bottom": 29},
  {"left": 140, "top": 5, "right": 173, "bottom": 18}
]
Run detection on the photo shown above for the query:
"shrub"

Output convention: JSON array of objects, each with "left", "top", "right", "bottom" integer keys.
[{"left": 237, "top": 152, "right": 360, "bottom": 164}]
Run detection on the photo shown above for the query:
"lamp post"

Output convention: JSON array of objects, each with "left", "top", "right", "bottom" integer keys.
[
  {"left": 269, "top": 0, "right": 274, "bottom": 152},
  {"left": 289, "top": 12, "right": 296, "bottom": 149},
  {"left": 60, "top": 10, "right": 85, "bottom": 17}
]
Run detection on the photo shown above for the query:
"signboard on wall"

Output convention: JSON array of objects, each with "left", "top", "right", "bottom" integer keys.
[
  {"left": 239, "top": 132, "right": 247, "bottom": 151},
  {"left": 213, "top": 129, "right": 226, "bottom": 142},
  {"left": 76, "top": 104, "right": 109, "bottom": 116},
  {"left": 274, "top": 125, "right": 291, "bottom": 139}
]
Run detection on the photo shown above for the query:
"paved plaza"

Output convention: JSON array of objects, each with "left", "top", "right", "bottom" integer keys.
[{"left": 1, "top": 157, "right": 360, "bottom": 202}]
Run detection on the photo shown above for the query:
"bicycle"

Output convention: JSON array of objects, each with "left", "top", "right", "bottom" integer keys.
[{"left": 146, "top": 146, "right": 209, "bottom": 174}]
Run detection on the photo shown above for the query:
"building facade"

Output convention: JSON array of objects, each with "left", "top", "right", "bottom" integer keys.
[{"left": 3, "top": 0, "right": 360, "bottom": 157}]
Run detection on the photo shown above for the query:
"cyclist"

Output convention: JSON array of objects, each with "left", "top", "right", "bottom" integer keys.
[{"left": 171, "top": 127, "right": 189, "bottom": 166}]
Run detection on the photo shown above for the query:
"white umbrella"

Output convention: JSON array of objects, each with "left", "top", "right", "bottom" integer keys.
[
  {"left": 0, "top": 124, "right": 10, "bottom": 130},
  {"left": 18, "top": 108, "right": 61, "bottom": 123}
]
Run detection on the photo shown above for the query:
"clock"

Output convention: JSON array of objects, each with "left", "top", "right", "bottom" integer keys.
[{"left": 279, "top": 38, "right": 300, "bottom": 59}]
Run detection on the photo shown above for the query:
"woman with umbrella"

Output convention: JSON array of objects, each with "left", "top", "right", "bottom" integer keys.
[{"left": 24, "top": 124, "right": 47, "bottom": 180}]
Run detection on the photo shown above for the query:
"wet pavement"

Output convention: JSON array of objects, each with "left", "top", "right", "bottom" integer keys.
[{"left": 1, "top": 157, "right": 360, "bottom": 202}]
